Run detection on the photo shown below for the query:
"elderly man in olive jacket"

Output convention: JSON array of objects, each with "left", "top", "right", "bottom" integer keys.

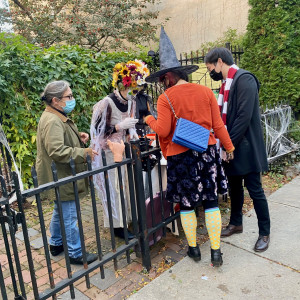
[
  {"left": 205, "top": 48, "right": 270, "bottom": 252},
  {"left": 36, "top": 80, "right": 98, "bottom": 264}
]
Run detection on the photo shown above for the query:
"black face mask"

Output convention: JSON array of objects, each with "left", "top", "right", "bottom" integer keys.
[{"left": 210, "top": 69, "right": 223, "bottom": 81}]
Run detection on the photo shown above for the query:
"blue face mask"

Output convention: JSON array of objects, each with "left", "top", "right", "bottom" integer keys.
[{"left": 62, "top": 99, "right": 76, "bottom": 114}]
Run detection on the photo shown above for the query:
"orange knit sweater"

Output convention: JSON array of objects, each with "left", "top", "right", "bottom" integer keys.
[{"left": 146, "top": 83, "right": 234, "bottom": 158}]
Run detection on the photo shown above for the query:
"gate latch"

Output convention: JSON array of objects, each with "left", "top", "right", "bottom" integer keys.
[{"left": 0, "top": 207, "right": 22, "bottom": 233}]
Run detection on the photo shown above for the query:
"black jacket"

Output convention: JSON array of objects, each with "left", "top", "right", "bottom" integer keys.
[{"left": 224, "top": 69, "right": 268, "bottom": 176}]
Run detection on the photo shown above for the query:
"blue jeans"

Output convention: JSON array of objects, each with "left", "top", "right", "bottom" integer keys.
[{"left": 49, "top": 201, "right": 82, "bottom": 258}]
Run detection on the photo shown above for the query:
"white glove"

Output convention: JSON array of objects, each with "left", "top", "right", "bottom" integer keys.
[
  {"left": 129, "top": 128, "right": 139, "bottom": 140},
  {"left": 117, "top": 118, "right": 138, "bottom": 130}
]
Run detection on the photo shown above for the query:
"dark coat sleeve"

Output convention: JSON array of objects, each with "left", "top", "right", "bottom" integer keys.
[
  {"left": 225, "top": 71, "right": 268, "bottom": 176},
  {"left": 229, "top": 74, "right": 257, "bottom": 147}
]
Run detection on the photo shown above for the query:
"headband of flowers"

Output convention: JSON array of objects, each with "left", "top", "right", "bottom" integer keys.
[{"left": 112, "top": 60, "right": 150, "bottom": 92}]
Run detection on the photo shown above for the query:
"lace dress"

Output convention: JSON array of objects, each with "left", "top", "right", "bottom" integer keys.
[{"left": 90, "top": 90, "right": 135, "bottom": 228}]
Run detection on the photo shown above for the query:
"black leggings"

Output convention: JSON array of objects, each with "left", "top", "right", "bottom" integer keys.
[{"left": 180, "top": 199, "right": 219, "bottom": 211}]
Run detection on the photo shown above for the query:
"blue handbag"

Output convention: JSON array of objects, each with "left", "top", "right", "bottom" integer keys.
[{"left": 164, "top": 92, "right": 210, "bottom": 153}]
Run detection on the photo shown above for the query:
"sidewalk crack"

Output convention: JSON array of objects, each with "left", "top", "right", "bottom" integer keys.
[
  {"left": 268, "top": 200, "right": 300, "bottom": 209},
  {"left": 222, "top": 240, "right": 300, "bottom": 273}
]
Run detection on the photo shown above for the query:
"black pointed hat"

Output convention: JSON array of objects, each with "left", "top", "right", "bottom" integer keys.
[{"left": 146, "top": 27, "right": 199, "bottom": 83}]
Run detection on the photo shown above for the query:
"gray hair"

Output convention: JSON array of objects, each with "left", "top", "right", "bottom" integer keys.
[{"left": 41, "top": 80, "right": 70, "bottom": 105}]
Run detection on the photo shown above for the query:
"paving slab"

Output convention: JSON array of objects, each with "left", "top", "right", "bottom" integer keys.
[
  {"left": 15, "top": 227, "right": 39, "bottom": 241},
  {"left": 129, "top": 242, "right": 300, "bottom": 300},
  {"left": 59, "top": 288, "right": 90, "bottom": 300},
  {"left": 30, "top": 236, "right": 47, "bottom": 250},
  {"left": 90, "top": 268, "right": 121, "bottom": 290},
  {"left": 129, "top": 176, "right": 300, "bottom": 300},
  {"left": 220, "top": 176, "right": 300, "bottom": 270},
  {"left": 267, "top": 176, "right": 300, "bottom": 208},
  {"left": 222, "top": 201, "right": 300, "bottom": 271}
]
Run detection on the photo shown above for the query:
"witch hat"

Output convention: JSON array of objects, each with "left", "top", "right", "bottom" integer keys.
[{"left": 146, "top": 26, "right": 199, "bottom": 83}]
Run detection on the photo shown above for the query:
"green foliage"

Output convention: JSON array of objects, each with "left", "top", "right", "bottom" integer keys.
[
  {"left": 241, "top": 0, "right": 300, "bottom": 114},
  {"left": 0, "top": 33, "right": 151, "bottom": 186},
  {"left": 187, "top": 28, "right": 245, "bottom": 56},
  {"left": 288, "top": 120, "right": 300, "bottom": 143},
  {"left": 0, "top": 0, "right": 162, "bottom": 52},
  {"left": 201, "top": 28, "right": 245, "bottom": 53},
  {"left": 268, "top": 149, "right": 300, "bottom": 175}
]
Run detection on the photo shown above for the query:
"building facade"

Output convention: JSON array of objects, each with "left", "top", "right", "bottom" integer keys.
[{"left": 148, "top": 0, "right": 249, "bottom": 54}]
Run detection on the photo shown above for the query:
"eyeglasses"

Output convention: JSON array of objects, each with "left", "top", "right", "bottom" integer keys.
[{"left": 61, "top": 94, "right": 74, "bottom": 100}]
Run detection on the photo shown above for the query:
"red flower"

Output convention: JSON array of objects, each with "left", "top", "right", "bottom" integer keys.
[
  {"left": 128, "top": 65, "right": 137, "bottom": 71},
  {"left": 122, "top": 76, "right": 132, "bottom": 87}
]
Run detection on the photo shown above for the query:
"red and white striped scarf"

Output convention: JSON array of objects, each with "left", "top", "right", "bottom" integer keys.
[{"left": 216, "top": 64, "right": 239, "bottom": 156}]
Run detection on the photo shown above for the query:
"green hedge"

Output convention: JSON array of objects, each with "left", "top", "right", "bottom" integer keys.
[
  {"left": 241, "top": 0, "right": 300, "bottom": 114},
  {"left": 0, "top": 33, "right": 151, "bottom": 186}
]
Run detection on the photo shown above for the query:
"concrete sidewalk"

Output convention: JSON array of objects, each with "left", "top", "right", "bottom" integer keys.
[{"left": 129, "top": 176, "right": 300, "bottom": 300}]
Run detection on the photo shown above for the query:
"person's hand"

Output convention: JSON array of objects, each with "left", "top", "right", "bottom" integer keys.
[
  {"left": 143, "top": 114, "right": 152, "bottom": 124},
  {"left": 107, "top": 140, "right": 125, "bottom": 162},
  {"left": 91, "top": 150, "right": 98, "bottom": 160},
  {"left": 116, "top": 118, "right": 138, "bottom": 131},
  {"left": 225, "top": 151, "right": 234, "bottom": 162},
  {"left": 80, "top": 132, "right": 89, "bottom": 144},
  {"left": 129, "top": 128, "right": 139, "bottom": 140},
  {"left": 221, "top": 150, "right": 227, "bottom": 161},
  {"left": 86, "top": 149, "right": 98, "bottom": 161}
]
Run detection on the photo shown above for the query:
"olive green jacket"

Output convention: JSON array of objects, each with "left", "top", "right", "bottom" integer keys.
[{"left": 35, "top": 106, "right": 92, "bottom": 201}]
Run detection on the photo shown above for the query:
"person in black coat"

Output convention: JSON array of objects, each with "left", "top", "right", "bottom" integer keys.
[
  {"left": 135, "top": 84, "right": 156, "bottom": 137},
  {"left": 205, "top": 47, "right": 270, "bottom": 252}
]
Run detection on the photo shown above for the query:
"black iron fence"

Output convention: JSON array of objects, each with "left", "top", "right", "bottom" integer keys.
[
  {"left": 147, "top": 42, "right": 244, "bottom": 102},
  {"left": 0, "top": 139, "right": 178, "bottom": 299}
]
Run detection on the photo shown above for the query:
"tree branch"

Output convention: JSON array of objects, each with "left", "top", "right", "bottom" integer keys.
[
  {"left": 89, "top": 34, "right": 105, "bottom": 49},
  {"left": 11, "top": 0, "right": 34, "bottom": 22}
]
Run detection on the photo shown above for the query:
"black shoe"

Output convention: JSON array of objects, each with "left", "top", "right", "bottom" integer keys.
[
  {"left": 114, "top": 228, "right": 135, "bottom": 240},
  {"left": 69, "top": 252, "right": 98, "bottom": 265},
  {"left": 254, "top": 235, "right": 270, "bottom": 252},
  {"left": 211, "top": 248, "right": 223, "bottom": 267},
  {"left": 221, "top": 224, "right": 243, "bottom": 237},
  {"left": 187, "top": 245, "right": 201, "bottom": 262},
  {"left": 50, "top": 244, "right": 64, "bottom": 256}
]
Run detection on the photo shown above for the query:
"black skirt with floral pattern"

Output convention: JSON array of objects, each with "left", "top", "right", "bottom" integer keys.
[{"left": 166, "top": 145, "right": 227, "bottom": 208}]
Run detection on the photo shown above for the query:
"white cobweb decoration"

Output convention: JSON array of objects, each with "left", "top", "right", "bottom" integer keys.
[
  {"left": 0, "top": 124, "right": 24, "bottom": 203},
  {"left": 261, "top": 105, "right": 299, "bottom": 163}
]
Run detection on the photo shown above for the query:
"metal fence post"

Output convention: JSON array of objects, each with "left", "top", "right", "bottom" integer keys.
[
  {"left": 130, "top": 140, "right": 151, "bottom": 271},
  {"left": 12, "top": 172, "right": 38, "bottom": 299}
]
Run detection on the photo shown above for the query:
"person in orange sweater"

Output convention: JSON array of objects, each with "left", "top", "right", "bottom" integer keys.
[{"left": 144, "top": 27, "right": 235, "bottom": 267}]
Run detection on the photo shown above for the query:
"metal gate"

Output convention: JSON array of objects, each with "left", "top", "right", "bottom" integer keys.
[
  {"left": 0, "top": 138, "right": 26, "bottom": 299},
  {"left": 0, "top": 139, "right": 178, "bottom": 299}
]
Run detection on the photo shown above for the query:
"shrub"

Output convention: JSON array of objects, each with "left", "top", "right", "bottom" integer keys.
[
  {"left": 0, "top": 33, "right": 151, "bottom": 186},
  {"left": 241, "top": 0, "right": 300, "bottom": 114}
]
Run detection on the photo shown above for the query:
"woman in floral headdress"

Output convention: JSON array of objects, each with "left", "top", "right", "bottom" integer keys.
[{"left": 90, "top": 60, "right": 149, "bottom": 239}]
